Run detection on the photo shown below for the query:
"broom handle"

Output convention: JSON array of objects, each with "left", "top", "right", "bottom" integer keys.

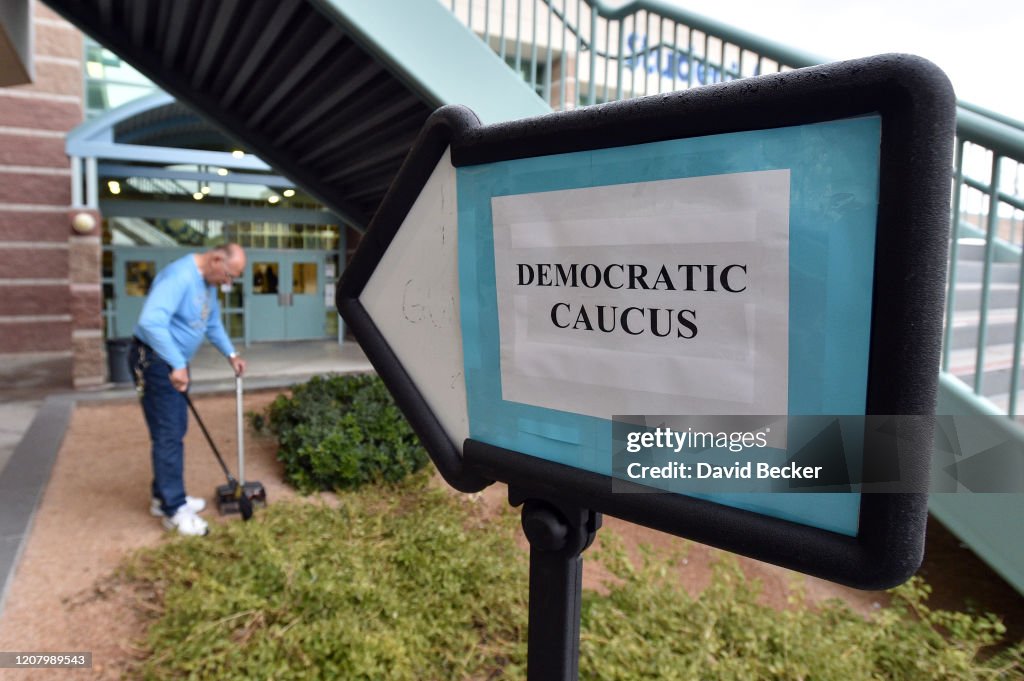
[
  {"left": 184, "top": 391, "right": 234, "bottom": 483},
  {"left": 236, "top": 375, "right": 245, "bottom": 485}
]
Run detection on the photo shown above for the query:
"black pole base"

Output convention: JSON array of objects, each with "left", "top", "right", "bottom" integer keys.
[{"left": 511, "top": 487, "right": 601, "bottom": 681}]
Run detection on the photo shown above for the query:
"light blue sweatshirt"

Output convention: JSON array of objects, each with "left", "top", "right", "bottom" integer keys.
[{"left": 133, "top": 254, "right": 236, "bottom": 370}]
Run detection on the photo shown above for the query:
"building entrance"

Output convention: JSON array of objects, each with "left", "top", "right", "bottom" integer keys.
[
  {"left": 247, "top": 249, "right": 330, "bottom": 342},
  {"left": 109, "top": 246, "right": 335, "bottom": 345}
]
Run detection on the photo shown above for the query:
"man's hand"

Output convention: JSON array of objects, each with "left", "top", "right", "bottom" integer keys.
[
  {"left": 170, "top": 367, "right": 190, "bottom": 392},
  {"left": 229, "top": 355, "right": 247, "bottom": 377}
]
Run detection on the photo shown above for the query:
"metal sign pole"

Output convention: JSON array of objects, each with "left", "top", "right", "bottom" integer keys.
[{"left": 512, "top": 489, "right": 601, "bottom": 681}]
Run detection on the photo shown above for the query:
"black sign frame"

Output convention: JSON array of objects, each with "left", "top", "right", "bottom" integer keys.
[{"left": 338, "top": 54, "right": 956, "bottom": 590}]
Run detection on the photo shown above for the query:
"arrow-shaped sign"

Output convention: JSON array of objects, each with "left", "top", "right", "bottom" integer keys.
[{"left": 337, "top": 53, "right": 955, "bottom": 591}]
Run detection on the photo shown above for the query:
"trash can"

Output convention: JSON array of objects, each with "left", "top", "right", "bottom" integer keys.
[{"left": 106, "top": 337, "right": 133, "bottom": 384}]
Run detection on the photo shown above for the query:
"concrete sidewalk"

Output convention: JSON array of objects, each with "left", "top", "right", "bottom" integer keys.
[{"left": 0, "top": 339, "right": 372, "bottom": 615}]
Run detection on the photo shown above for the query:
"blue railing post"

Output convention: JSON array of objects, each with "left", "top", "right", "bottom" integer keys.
[
  {"left": 943, "top": 139, "right": 966, "bottom": 373},
  {"left": 974, "top": 155, "right": 1003, "bottom": 395}
]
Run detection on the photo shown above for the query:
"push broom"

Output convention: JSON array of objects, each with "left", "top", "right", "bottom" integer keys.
[{"left": 183, "top": 375, "right": 267, "bottom": 520}]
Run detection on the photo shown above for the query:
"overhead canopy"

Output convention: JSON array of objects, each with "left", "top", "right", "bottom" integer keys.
[{"left": 44, "top": 0, "right": 549, "bottom": 229}]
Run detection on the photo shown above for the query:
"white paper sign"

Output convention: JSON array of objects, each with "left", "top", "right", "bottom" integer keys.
[{"left": 491, "top": 169, "right": 790, "bottom": 418}]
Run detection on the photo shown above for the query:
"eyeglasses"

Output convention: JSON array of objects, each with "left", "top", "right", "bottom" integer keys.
[{"left": 221, "top": 261, "right": 244, "bottom": 279}]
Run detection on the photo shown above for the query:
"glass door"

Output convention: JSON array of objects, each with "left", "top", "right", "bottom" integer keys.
[
  {"left": 111, "top": 246, "right": 183, "bottom": 337},
  {"left": 248, "top": 256, "right": 286, "bottom": 342},
  {"left": 286, "top": 254, "right": 325, "bottom": 340},
  {"left": 245, "top": 250, "right": 327, "bottom": 342}
]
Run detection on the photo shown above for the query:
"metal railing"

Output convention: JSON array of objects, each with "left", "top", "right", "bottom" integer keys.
[
  {"left": 946, "top": 109, "right": 1024, "bottom": 417},
  {"left": 445, "top": 0, "right": 819, "bottom": 106},
  {"left": 444, "top": 0, "right": 1024, "bottom": 419}
]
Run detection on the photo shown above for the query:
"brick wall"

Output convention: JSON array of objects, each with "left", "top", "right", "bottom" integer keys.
[{"left": 0, "top": 2, "right": 102, "bottom": 390}]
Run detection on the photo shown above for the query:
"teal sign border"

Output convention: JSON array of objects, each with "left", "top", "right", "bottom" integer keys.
[{"left": 458, "top": 116, "right": 882, "bottom": 536}]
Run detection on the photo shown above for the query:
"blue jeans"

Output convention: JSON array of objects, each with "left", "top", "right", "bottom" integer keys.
[{"left": 130, "top": 340, "right": 188, "bottom": 516}]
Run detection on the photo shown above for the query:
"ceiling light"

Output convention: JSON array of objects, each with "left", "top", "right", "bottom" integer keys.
[
  {"left": 216, "top": 168, "right": 229, "bottom": 176},
  {"left": 107, "top": 180, "right": 121, "bottom": 195},
  {"left": 231, "top": 150, "right": 245, "bottom": 159},
  {"left": 201, "top": 185, "right": 211, "bottom": 194},
  {"left": 268, "top": 195, "right": 280, "bottom": 204},
  {"left": 193, "top": 192, "right": 204, "bottom": 200},
  {"left": 282, "top": 189, "right": 295, "bottom": 197}
]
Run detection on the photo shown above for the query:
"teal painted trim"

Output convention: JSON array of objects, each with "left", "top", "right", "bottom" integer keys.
[
  {"left": 69, "top": 140, "right": 271, "bottom": 169},
  {"left": 957, "top": 221, "right": 1022, "bottom": 262},
  {"left": 958, "top": 99, "right": 1024, "bottom": 131},
  {"left": 309, "top": 0, "right": 550, "bottom": 125},
  {"left": 958, "top": 100, "right": 1024, "bottom": 132},
  {"left": 66, "top": 91, "right": 174, "bottom": 150},
  {"left": 929, "top": 495, "right": 1024, "bottom": 596},
  {"left": 933, "top": 373, "right": 1024, "bottom": 594},
  {"left": 938, "top": 370, "right": 1018, "bottom": 418},
  {"left": 961, "top": 177, "right": 1024, "bottom": 213},
  {"left": 1009, "top": 246, "right": 1024, "bottom": 415},
  {"left": 98, "top": 164, "right": 290, "bottom": 187},
  {"left": 100, "top": 200, "right": 341, "bottom": 224},
  {"left": 957, "top": 106, "right": 1024, "bottom": 155}
]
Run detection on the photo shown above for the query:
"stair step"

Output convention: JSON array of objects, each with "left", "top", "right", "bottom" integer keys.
[
  {"left": 951, "top": 368, "right": 1023, "bottom": 399},
  {"left": 945, "top": 374, "right": 1024, "bottom": 420},
  {"left": 946, "top": 341, "right": 1022, "bottom": 396},
  {"left": 951, "top": 282, "right": 1020, "bottom": 311},
  {"left": 952, "top": 238, "right": 1023, "bottom": 263},
  {"left": 949, "top": 308, "right": 1021, "bottom": 349},
  {"left": 951, "top": 260, "right": 1021, "bottom": 285},
  {"left": 977, "top": 389, "right": 1024, "bottom": 420},
  {"left": 954, "top": 241, "right": 987, "bottom": 260},
  {"left": 947, "top": 342, "right": 1019, "bottom": 373}
]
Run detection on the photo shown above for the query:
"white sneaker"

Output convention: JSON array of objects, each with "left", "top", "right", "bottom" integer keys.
[
  {"left": 162, "top": 505, "right": 209, "bottom": 536},
  {"left": 150, "top": 495, "right": 206, "bottom": 517}
]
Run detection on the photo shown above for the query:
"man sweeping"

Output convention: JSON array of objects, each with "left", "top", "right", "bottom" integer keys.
[{"left": 130, "top": 243, "right": 248, "bottom": 536}]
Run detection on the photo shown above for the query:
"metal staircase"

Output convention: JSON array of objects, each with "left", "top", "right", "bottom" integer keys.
[
  {"left": 43, "top": 0, "right": 549, "bottom": 230},
  {"left": 946, "top": 239, "right": 1023, "bottom": 415}
]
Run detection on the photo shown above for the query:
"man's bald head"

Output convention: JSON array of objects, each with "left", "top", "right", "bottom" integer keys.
[{"left": 203, "top": 243, "right": 247, "bottom": 286}]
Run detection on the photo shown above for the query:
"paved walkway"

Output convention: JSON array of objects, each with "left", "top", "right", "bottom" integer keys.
[{"left": 0, "top": 339, "right": 372, "bottom": 615}]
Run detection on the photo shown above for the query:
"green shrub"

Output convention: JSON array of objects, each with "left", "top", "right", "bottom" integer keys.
[
  {"left": 124, "top": 482, "right": 1024, "bottom": 680},
  {"left": 582, "top": 533, "right": 1024, "bottom": 680},
  {"left": 256, "top": 373, "right": 429, "bottom": 492},
  {"left": 124, "top": 477, "right": 529, "bottom": 680}
]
